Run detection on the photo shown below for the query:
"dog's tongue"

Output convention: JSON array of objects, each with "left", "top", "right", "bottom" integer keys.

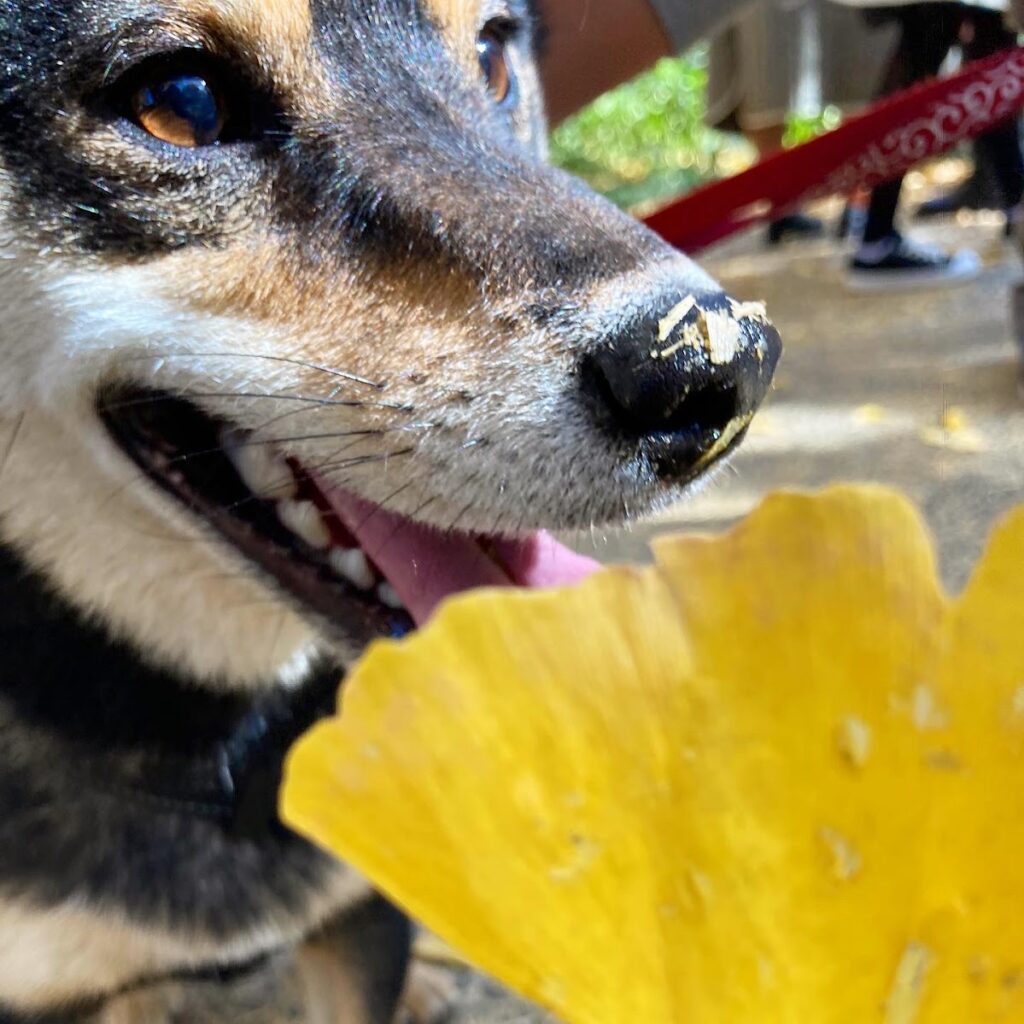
[{"left": 323, "top": 490, "right": 599, "bottom": 627}]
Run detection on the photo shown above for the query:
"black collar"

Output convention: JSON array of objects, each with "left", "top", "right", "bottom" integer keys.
[
  {"left": 102, "top": 667, "right": 341, "bottom": 840},
  {"left": 0, "top": 542, "right": 342, "bottom": 841}
]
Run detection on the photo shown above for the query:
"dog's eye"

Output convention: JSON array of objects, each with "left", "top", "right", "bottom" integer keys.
[
  {"left": 477, "top": 26, "right": 515, "bottom": 106},
  {"left": 132, "top": 74, "right": 226, "bottom": 148}
]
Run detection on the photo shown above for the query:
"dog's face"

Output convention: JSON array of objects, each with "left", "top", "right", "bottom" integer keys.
[{"left": 0, "top": 0, "right": 780, "bottom": 689}]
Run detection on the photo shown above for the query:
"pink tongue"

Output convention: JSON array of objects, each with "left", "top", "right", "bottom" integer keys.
[{"left": 321, "top": 490, "right": 599, "bottom": 627}]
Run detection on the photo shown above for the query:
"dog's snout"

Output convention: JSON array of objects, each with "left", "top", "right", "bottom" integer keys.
[{"left": 580, "top": 290, "right": 781, "bottom": 482}]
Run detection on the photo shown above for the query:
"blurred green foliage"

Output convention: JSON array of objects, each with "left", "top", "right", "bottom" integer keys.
[
  {"left": 551, "top": 51, "right": 839, "bottom": 213},
  {"left": 784, "top": 105, "right": 842, "bottom": 148},
  {"left": 549, "top": 50, "right": 743, "bottom": 214}
]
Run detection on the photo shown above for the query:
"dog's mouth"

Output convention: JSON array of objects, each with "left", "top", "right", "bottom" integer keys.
[{"left": 99, "top": 389, "right": 597, "bottom": 649}]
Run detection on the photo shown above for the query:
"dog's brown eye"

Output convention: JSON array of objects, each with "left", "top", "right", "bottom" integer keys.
[
  {"left": 132, "top": 74, "right": 226, "bottom": 148},
  {"left": 477, "top": 27, "right": 514, "bottom": 106}
]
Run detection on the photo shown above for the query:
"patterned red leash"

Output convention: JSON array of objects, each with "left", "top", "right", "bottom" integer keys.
[{"left": 644, "top": 47, "right": 1024, "bottom": 253}]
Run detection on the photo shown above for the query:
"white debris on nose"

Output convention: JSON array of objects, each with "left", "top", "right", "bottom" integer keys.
[
  {"left": 652, "top": 296, "right": 771, "bottom": 365},
  {"left": 656, "top": 295, "right": 698, "bottom": 343}
]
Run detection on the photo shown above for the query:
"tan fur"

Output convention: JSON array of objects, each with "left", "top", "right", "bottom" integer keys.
[
  {"left": 398, "top": 964, "right": 458, "bottom": 1024},
  {"left": 421, "top": 0, "right": 479, "bottom": 55},
  {"left": 97, "top": 987, "right": 185, "bottom": 1024},
  {"left": 0, "top": 870, "right": 371, "bottom": 1015},
  {"left": 0, "top": 0, "right": 771, "bottom": 1014},
  {"left": 172, "top": 244, "right": 477, "bottom": 334},
  {"left": 192, "top": 0, "right": 312, "bottom": 52},
  {"left": 297, "top": 940, "right": 374, "bottom": 1024},
  {"left": 0, "top": 238, "right": 718, "bottom": 693}
]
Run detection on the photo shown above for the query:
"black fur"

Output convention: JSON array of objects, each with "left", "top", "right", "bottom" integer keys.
[
  {"left": 0, "top": 0, "right": 655, "bottom": 294},
  {"left": 0, "top": 540, "right": 341, "bottom": 938}
]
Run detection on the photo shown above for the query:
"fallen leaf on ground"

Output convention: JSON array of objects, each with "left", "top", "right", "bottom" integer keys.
[
  {"left": 918, "top": 406, "right": 989, "bottom": 453},
  {"left": 854, "top": 403, "right": 889, "bottom": 425}
]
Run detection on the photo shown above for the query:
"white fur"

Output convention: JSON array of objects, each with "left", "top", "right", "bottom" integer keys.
[{"left": 0, "top": 248, "right": 322, "bottom": 686}]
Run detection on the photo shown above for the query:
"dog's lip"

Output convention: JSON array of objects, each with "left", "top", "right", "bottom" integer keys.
[
  {"left": 99, "top": 388, "right": 415, "bottom": 646},
  {"left": 319, "top": 486, "right": 599, "bottom": 628},
  {"left": 99, "top": 387, "right": 600, "bottom": 644}
]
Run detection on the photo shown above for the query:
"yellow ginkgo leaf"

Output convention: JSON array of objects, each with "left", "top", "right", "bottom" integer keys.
[{"left": 282, "top": 486, "right": 1024, "bottom": 1024}]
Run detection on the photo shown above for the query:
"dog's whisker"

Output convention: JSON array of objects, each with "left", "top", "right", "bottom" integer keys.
[
  {"left": 245, "top": 403, "right": 352, "bottom": 437},
  {"left": 512, "top": 509, "right": 530, "bottom": 538},
  {"left": 110, "top": 523, "right": 218, "bottom": 547},
  {"left": 101, "top": 391, "right": 381, "bottom": 412},
  {"left": 213, "top": 436, "right": 386, "bottom": 518},
  {"left": 110, "top": 351, "right": 387, "bottom": 390},
  {"left": 444, "top": 500, "right": 475, "bottom": 537},
  {"left": 250, "top": 430, "right": 402, "bottom": 447},
  {"left": 266, "top": 610, "right": 291, "bottom": 664},
  {"left": 344, "top": 481, "right": 419, "bottom": 538},
  {"left": 312, "top": 448, "right": 416, "bottom": 478},
  {"left": 214, "top": 448, "right": 414, "bottom": 519},
  {"left": 365, "top": 481, "right": 416, "bottom": 518},
  {"left": 160, "top": 431, "right": 391, "bottom": 470},
  {"left": 93, "top": 467, "right": 167, "bottom": 514},
  {"left": 343, "top": 484, "right": 447, "bottom": 560}
]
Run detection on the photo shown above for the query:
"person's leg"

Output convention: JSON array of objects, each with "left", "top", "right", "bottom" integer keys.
[
  {"left": 850, "top": 3, "right": 982, "bottom": 289},
  {"left": 965, "top": 10, "right": 1024, "bottom": 212},
  {"left": 919, "top": 10, "right": 1024, "bottom": 217},
  {"left": 862, "top": 3, "right": 965, "bottom": 244}
]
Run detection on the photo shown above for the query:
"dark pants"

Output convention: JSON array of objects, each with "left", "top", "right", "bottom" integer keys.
[{"left": 863, "top": 3, "right": 1024, "bottom": 244}]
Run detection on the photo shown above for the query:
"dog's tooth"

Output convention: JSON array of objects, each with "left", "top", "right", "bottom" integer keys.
[
  {"left": 223, "top": 431, "right": 297, "bottom": 499},
  {"left": 278, "top": 500, "right": 331, "bottom": 550},
  {"left": 377, "top": 582, "right": 405, "bottom": 610},
  {"left": 329, "top": 548, "right": 377, "bottom": 591}
]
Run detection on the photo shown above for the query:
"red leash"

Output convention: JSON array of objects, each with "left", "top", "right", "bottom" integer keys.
[{"left": 644, "top": 47, "right": 1024, "bottom": 253}]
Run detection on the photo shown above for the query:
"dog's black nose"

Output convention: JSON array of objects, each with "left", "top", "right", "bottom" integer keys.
[{"left": 581, "top": 291, "right": 781, "bottom": 482}]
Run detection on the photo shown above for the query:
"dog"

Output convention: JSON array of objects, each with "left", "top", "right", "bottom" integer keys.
[{"left": 0, "top": 1, "right": 781, "bottom": 1020}]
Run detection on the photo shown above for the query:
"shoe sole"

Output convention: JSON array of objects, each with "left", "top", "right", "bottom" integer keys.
[{"left": 845, "top": 252, "right": 983, "bottom": 294}]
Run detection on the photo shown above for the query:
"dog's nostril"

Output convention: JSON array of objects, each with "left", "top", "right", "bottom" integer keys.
[
  {"left": 667, "top": 381, "right": 740, "bottom": 437},
  {"left": 582, "top": 349, "right": 742, "bottom": 439},
  {"left": 580, "top": 290, "right": 781, "bottom": 482}
]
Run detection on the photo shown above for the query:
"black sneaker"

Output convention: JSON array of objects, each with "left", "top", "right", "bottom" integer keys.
[{"left": 847, "top": 233, "right": 981, "bottom": 292}]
